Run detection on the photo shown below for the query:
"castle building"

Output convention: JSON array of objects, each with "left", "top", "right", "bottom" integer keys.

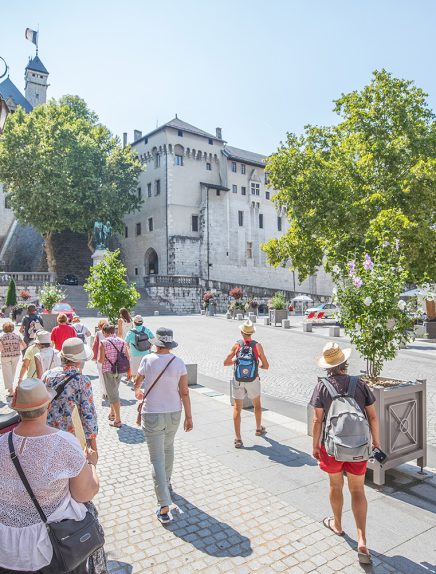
[{"left": 121, "top": 117, "right": 332, "bottom": 297}]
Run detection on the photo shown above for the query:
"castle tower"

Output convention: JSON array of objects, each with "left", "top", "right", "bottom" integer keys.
[{"left": 24, "top": 55, "right": 49, "bottom": 107}]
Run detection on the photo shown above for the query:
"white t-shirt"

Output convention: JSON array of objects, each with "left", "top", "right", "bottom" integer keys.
[
  {"left": 35, "top": 347, "right": 61, "bottom": 374},
  {"left": 138, "top": 352, "right": 187, "bottom": 414}
]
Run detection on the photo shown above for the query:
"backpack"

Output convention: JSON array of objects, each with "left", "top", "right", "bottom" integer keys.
[
  {"left": 321, "top": 376, "right": 371, "bottom": 462},
  {"left": 106, "top": 339, "right": 130, "bottom": 375},
  {"left": 131, "top": 327, "right": 151, "bottom": 352},
  {"left": 28, "top": 316, "right": 43, "bottom": 340},
  {"left": 234, "top": 339, "right": 258, "bottom": 382},
  {"left": 75, "top": 324, "right": 86, "bottom": 343}
]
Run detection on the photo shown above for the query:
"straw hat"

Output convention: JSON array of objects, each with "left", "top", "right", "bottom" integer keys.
[
  {"left": 150, "top": 327, "right": 178, "bottom": 349},
  {"left": 60, "top": 337, "right": 93, "bottom": 362},
  {"left": 11, "top": 378, "right": 56, "bottom": 412},
  {"left": 316, "top": 342, "right": 351, "bottom": 369},
  {"left": 133, "top": 314, "right": 144, "bottom": 324},
  {"left": 36, "top": 330, "right": 51, "bottom": 344},
  {"left": 239, "top": 319, "right": 256, "bottom": 335}
]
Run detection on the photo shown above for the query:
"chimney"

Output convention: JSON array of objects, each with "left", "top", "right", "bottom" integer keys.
[
  {"left": 123, "top": 132, "right": 128, "bottom": 147},
  {"left": 133, "top": 130, "right": 142, "bottom": 142},
  {"left": 216, "top": 127, "right": 222, "bottom": 140}
]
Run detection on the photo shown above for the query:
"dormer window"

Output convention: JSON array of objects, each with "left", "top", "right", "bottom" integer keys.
[{"left": 178, "top": 130, "right": 183, "bottom": 137}]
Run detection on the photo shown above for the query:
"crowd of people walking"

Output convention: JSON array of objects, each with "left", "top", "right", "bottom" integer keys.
[{"left": 0, "top": 307, "right": 380, "bottom": 571}]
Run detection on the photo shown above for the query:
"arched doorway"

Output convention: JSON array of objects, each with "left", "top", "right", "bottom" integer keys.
[{"left": 145, "top": 248, "right": 158, "bottom": 275}]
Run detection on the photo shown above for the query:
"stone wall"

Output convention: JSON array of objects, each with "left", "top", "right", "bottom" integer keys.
[{"left": 146, "top": 285, "right": 202, "bottom": 314}]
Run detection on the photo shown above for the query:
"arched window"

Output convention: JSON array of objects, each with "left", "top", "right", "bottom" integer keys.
[{"left": 145, "top": 248, "right": 159, "bottom": 275}]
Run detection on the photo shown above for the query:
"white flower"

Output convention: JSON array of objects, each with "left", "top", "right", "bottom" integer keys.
[
  {"left": 398, "top": 299, "right": 406, "bottom": 311},
  {"left": 332, "top": 265, "right": 340, "bottom": 274},
  {"left": 383, "top": 241, "right": 390, "bottom": 247},
  {"left": 364, "top": 296, "right": 372, "bottom": 306}
]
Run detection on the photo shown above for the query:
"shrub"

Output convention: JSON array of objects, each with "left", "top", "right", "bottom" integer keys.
[
  {"left": 269, "top": 292, "right": 287, "bottom": 310},
  {"left": 19, "top": 289, "right": 31, "bottom": 301},
  {"left": 229, "top": 287, "right": 244, "bottom": 300},
  {"left": 5, "top": 278, "right": 17, "bottom": 307},
  {"left": 39, "top": 283, "right": 66, "bottom": 312}
]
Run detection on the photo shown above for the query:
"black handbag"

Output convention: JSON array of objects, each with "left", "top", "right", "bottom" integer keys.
[{"left": 8, "top": 432, "right": 105, "bottom": 573}]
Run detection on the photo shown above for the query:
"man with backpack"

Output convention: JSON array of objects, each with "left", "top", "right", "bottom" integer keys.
[
  {"left": 19, "top": 304, "right": 44, "bottom": 348},
  {"left": 124, "top": 315, "right": 154, "bottom": 379},
  {"left": 224, "top": 320, "right": 269, "bottom": 448},
  {"left": 310, "top": 342, "right": 380, "bottom": 565}
]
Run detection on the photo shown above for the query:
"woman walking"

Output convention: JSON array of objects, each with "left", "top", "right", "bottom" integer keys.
[
  {"left": 134, "top": 328, "right": 193, "bottom": 524},
  {"left": 0, "top": 321, "right": 25, "bottom": 398},
  {"left": 93, "top": 319, "right": 108, "bottom": 399},
  {"left": 124, "top": 315, "right": 154, "bottom": 379},
  {"left": 35, "top": 331, "right": 61, "bottom": 378},
  {"left": 117, "top": 308, "right": 133, "bottom": 339}
]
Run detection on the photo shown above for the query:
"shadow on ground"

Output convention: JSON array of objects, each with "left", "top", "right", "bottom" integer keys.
[
  {"left": 107, "top": 560, "right": 133, "bottom": 574},
  {"left": 116, "top": 424, "right": 145, "bottom": 444},
  {"left": 243, "top": 435, "right": 318, "bottom": 467},
  {"left": 167, "top": 493, "right": 252, "bottom": 558}
]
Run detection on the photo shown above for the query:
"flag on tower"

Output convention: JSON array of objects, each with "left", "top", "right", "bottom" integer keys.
[{"left": 25, "top": 28, "right": 38, "bottom": 46}]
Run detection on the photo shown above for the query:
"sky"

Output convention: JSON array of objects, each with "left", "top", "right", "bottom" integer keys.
[{"left": 2, "top": 0, "right": 435, "bottom": 154}]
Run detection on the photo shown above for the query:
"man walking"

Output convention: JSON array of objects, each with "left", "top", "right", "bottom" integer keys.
[
  {"left": 224, "top": 319, "right": 269, "bottom": 448},
  {"left": 19, "top": 304, "right": 44, "bottom": 349}
]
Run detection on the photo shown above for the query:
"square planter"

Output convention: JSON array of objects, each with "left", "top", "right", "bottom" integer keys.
[
  {"left": 269, "top": 309, "right": 288, "bottom": 326},
  {"left": 41, "top": 313, "right": 58, "bottom": 332}
]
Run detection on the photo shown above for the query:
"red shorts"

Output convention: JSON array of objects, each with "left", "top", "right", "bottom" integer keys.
[{"left": 319, "top": 445, "right": 367, "bottom": 476}]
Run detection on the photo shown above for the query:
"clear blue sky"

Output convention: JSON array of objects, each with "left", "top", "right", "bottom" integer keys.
[{"left": 2, "top": 0, "right": 435, "bottom": 154}]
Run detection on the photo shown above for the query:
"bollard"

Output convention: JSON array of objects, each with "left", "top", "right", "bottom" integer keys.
[
  {"left": 236, "top": 313, "right": 244, "bottom": 321},
  {"left": 201, "top": 310, "right": 206, "bottom": 316},
  {"left": 259, "top": 317, "right": 270, "bottom": 326},
  {"left": 226, "top": 312, "right": 232, "bottom": 319},
  {"left": 282, "top": 319, "right": 290, "bottom": 329},
  {"left": 329, "top": 326, "right": 340, "bottom": 337},
  {"left": 248, "top": 313, "right": 257, "bottom": 323},
  {"left": 303, "top": 322, "right": 312, "bottom": 332},
  {"left": 230, "top": 380, "right": 252, "bottom": 409},
  {"left": 186, "top": 364, "right": 198, "bottom": 386},
  {"left": 154, "top": 310, "right": 159, "bottom": 316}
]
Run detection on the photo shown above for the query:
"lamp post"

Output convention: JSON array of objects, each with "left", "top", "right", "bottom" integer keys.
[{"left": 0, "top": 57, "right": 10, "bottom": 133}]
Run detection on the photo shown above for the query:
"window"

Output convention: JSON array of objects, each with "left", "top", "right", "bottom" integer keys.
[
  {"left": 208, "top": 138, "right": 213, "bottom": 145},
  {"left": 135, "top": 267, "right": 138, "bottom": 276},
  {"left": 147, "top": 183, "right": 152, "bottom": 197},
  {"left": 178, "top": 129, "right": 183, "bottom": 137},
  {"left": 154, "top": 154, "right": 161, "bottom": 168},
  {"left": 192, "top": 215, "right": 199, "bottom": 232},
  {"left": 238, "top": 211, "right": 244, "bottom": 226},
  {"left": 175, "top": 154, "right": 183, "bottom": 166},
  {"left": 144, "top": 137, "right": 148, "bottom": 144},
  {"left": 265, "top": 173, "right": 269, "bottom": 185},
  {"left": 206, "top": 162, "right": 212, "bottom": 171},
  {"left": 137, "top": 187, "right": 142, "bottom": 200},
  {"left": 277, "top": 216, "right": 282, "bottom": 231},
  {"left": 241, "top": 164, "right": 246, "bottom": 174},
  {"left": 216, "top": 190, "right": 220, "bottom": 196},
  {"left": 266, "top": 191, "right": 270, "bottom": 200},
  {"left": 155, "top": 180, "right": 161, "bottom": 195},
  {"left": 4, "top": 196, "right": 11, "bottom": 209},
  {"left": 246, "top": 241, "right": 253, "bottom": 259},
  {"left": 241, "top": 186, "right": 246, "bottom": 196},
  {"left": 232, "top": 161, "right": 237, "bottom": 173},
  {"left": 124, "top": 226, "right": 128, "bottom": 238},
  {"left": 259, "top": 214, "right": 264, "bottom": 229},
  {"left": 232, "top": 184, "right": 237, "bottom": 193},
  {"left": 148, "top": 217, "right": 153, "bottom": 232},
  {"left": 250, "top": 182, "right": 260, "bottom": 196},
  {"left": 136, "top": 222, "right": 142, "bottom": 236}
]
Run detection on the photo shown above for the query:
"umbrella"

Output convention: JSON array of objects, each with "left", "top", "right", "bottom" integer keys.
[{"left": 292, "top": 295, "right": 313, "bottom": 302}]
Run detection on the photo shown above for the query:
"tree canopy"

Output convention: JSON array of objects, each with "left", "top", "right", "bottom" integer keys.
[
  {"left": 263, "top": 70, "right": 436, "bottom": 283},
  {"left": 0, "top": 95, "right": 143, "bottom": 273}
]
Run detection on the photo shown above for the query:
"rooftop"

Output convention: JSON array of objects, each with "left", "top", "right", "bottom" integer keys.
[
  {"left": 0, "top": 77, "right": 33, "bottom": 113},
  {"left": 133, "top": 116, "right": 224, "bottom": 145},
  {"left": 223, "top": 144, "right": 267, "bottom": 167},
  {"left": 26, "top": 55, "right": 49, "bottom": 75}
]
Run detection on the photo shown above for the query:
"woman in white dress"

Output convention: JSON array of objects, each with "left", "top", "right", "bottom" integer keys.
[{"left": 117, "top": 308, "right": 133, "bottom": 340}]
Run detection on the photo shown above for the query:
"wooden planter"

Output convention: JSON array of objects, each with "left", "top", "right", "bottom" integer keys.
[{"left": 269, "top": 309, "right": 288, "bottom": 326}]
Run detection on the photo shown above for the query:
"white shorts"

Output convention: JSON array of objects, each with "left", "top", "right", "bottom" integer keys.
[{"left": 232, "top": 378, "right": 261, "bottom": 401}]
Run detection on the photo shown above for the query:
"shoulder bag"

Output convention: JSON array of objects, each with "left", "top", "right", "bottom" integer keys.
[
  {"left": 8, "top": 432, "right": 104, "bottom": 573},
  {"left": 136, "top": 355, "right": 176, "bottom": 426}
]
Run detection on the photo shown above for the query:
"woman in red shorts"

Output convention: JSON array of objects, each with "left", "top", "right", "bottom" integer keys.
[{"left": 310, "top": 342, "right": 380, "bottom": 564}]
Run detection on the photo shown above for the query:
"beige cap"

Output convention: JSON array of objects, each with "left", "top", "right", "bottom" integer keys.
[
  {"left": 36, "top": 330, "right": 51, "bottom": 344},
  {"left": 60, "top": 337, "right": 93, "bottom": 362},
  {"left": 11, "top": 378, "right": 56, "bottom": 412},
  {"left": 316, "top": 342, "right": 352, "bottom": 369},
  {"left": 133, "top": 315, "right": 143, "bottom": 324},
  {"left": 239, "top": 319, "right": 256, "bottom": 335}
]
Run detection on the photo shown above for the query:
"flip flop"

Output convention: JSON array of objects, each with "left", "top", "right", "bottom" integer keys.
[
  {"left": 234, "top": 439, "right": 243, "bottom": 449},
  {"left": 322, "top": 517, "right": 345, "bottom": 536},
  {"left": 358, "top": 551, "right": 372, "bottom": 564},
  {"left": 109, "top": 420, "right": 122, "bottom": 428},
  {"left": 255, "top": 426, "right": 267, "bottom": 436},
  {"left": 108, "top": 414, "right": 115, "bottom": 421}
]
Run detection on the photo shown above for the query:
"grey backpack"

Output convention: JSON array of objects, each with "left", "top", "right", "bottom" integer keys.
[{"left": 321, "top": 376, "right": 371, "bottom": 462}]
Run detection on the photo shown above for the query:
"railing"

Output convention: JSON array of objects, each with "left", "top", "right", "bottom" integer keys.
[
  {"left": 0, "top": 272, "right": 56, "bottom": 285},
  {"left": 144, "top": 275, "right": 200, "bottom": 288}
]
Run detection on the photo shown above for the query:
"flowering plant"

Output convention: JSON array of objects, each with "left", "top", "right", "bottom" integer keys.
[
  {"left": 203, "top": 291, "right": 214, "bottom": 307},
  {"left": 229, "top": 287, "right": 244, "bottom": 300},
  {"left": 19, "top": 290, "right": 31, "bottom": 300},
  {"left": 331, "top": 245, "right": 416, "bottom": 379}
]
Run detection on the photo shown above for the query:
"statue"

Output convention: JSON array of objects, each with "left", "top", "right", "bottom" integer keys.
[
  {"left": 92, "top": 219, "right": 104, "bottom": 250},
  {"left": 102, "top": 221, "right": 112, "bottom": 247}
]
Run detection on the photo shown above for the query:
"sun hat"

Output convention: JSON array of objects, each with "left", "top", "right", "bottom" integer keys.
[
  {"left": 133, "top": 314, "right": 144, "bottom": 324},
  {"left": 35, "top": 330, "right": 51, "bottom": 344},
  {"left": 11, "top": 378, "right": 56, "bottom": 412},
  {"left": 150, "top": 327, "right": 178, "bottom": 349},
  {"left": 316, "top": 342, "right": 352, "bottom": 369},
  {"left": 60, "top": 337, "right": 93, "bottom": 362},
  {"left": 239, "top": 319, "right": 256, "bottom": 335}
]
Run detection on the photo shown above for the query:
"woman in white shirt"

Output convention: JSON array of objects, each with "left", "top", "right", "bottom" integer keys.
[
  {"left": 117, "top": 308, "right": 133, "bottom": 340},
  {"left": 0, "top": 378, "right": 100, "bottom": 574},
  {"left": 34, "top": 330, "right": 61, "bottom": 379}
]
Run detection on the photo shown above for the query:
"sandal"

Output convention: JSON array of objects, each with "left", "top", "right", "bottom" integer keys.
[
  {"left": 234, "top": 439, "right": 243, "bottom": 449},
  {"left": 109, "top": 420, "right": 122, "bottom": 428},
  {"left": 255, "top": 426, "right": 267, "bottom": 436},
  {"left": 108, "top": 414, "right": 115, "bottom": 421},
  {"left": 358, "top": 550, "right": 372, "bottom": 564},
  {"left": 322, "top": 517, "right": 344, "bottom": 536}
]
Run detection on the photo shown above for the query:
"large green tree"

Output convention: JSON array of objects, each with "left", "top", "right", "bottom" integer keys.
[
  {"left": 263, "top": 70, "right": 436, "bottom": 283},
  {"left": 0, "top": 95, "right": 143, "bottom": 273}
]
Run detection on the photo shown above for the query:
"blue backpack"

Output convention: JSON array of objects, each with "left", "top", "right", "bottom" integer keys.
[{"left": 234, "top": 339, "right": 258, "bottom": 382}]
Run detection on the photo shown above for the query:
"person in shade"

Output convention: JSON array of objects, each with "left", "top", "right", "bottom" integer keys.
[{"left": 124, "top": 315, "right": 154, "bottom": 380}]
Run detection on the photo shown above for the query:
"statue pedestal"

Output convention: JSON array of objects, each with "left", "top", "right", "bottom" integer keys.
[{"left": 92, "top": 249, "right": 108, "bottom": 266}]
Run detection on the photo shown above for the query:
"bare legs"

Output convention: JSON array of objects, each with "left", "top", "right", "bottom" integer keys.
[
  {"left": 328, "top": 472, "right": 344, "bottom": 534},
  {"left": 233, "top": 399, "right": 243, "bottom": 440},
  {"left": 252, "top": 396, "right": 263, "bottom": 430}
]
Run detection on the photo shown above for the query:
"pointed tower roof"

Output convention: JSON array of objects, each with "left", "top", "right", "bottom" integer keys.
[
  {"left": 26, "top": 55, "right": 48, "bottom": 75},
  {"left": 0, "top": 76, "right": 33, "bottom": 112}
]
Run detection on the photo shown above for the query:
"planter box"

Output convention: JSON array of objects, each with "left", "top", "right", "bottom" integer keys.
[
  {"left": 269, "top": 309, "right": 288, "bottom": 326},
  {"left": 307, "top": 377, "right": 427, "bottom": 486},
  {"left": 41, "top": 313, "right": 58, "bottom": 332}
]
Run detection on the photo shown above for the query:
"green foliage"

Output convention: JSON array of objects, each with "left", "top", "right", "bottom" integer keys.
[
  {"left": 269, "top": 292, "right": 287, "bottom": 310},
  {"left": 39, "top": 283, "right": 66, "bottom": 312},
  {"left": 263, "top": 70, "right": 436, "bottom": 283},
  {"left": 332, "top": 247, "right": 416, "bottom": 378},
  {"left": 0, "top": 96, "right": 143, "bottom": 271},
  {"left": 5, "top": 278, "right": 17, "bottom": 307},
  {"left": 84, "top": 249, "right": 140, "bottom": 323}
]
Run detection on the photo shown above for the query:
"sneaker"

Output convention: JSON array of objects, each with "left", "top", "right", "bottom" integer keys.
[{"left": 156, "top": 508, "right": 172, "bottom": 525}]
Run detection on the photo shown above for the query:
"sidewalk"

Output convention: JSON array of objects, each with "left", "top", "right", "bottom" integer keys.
[{"left": 92, "top": 370, "right": 436, "bottom": 573}]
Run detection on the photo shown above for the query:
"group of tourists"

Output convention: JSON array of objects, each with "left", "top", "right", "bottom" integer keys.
[{"left": 0, "top": 306, "right": 380, "bottom": 571}]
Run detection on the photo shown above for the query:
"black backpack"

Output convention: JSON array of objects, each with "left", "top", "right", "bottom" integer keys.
[
  {"left": 107, "top": 340, "right": 130, "bottom": 374},
  {"left": 234, "top": 340, "right": 258, "bottom": 382},
  {"left": 131, "top": 327, "right": 151, "bottom": 352}
]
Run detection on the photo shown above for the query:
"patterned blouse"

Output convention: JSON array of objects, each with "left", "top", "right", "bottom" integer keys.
[
  {"left": 43, "top": 366, "right": 98, "bottom": 440},
  {"left": 0, "top": 332, "right": 22, "bottom": 358},
  {"left": 101, "top": 336, "right": 127, "bottom": 373}
]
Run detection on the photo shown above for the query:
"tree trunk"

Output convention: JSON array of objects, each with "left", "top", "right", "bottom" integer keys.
[
  {"left": 87, "top": 231, "right": 94, "bottom": 253},
  {"left": 43, "top": 232, "right": 57, "bottom": 275}
]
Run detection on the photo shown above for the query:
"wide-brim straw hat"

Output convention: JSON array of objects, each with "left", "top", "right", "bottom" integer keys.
[
  {"left": 239, "top": 319, "right": 256, "bottom": 335},
  {"left": 35, "top": 330, "right": 51, "bottom": 344},
  {"left": 60, "top": 337, "right": 93, "bottom": 362},
  {"left": 12, "top": 378, "right": 56, "bottom": 412},
  {"left": 150, "top": 327, "right": 178, "bottom": 349},
  {"left": 316, "top": 342, "right": 352, "bottom": 369}
]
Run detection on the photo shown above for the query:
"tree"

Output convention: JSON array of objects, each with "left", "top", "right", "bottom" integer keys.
[
  {"left": 0, "top": 96, "right": 143, "bottom": 273},
  {"left": 83, "top": 249, "right": 140, "bottom": 323},
  {"left": 5, "top": 278, "right": 17, "bottom": 307},
  {"left": 263, "top": 70, "right": 436, "bottom": 284}
]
